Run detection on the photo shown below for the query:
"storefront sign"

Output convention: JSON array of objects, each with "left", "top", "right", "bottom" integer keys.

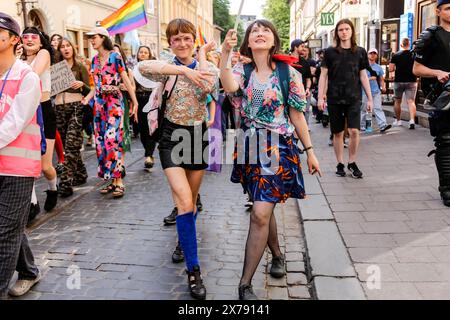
[
  {"left": 321, "top": 13, "right": 335, "bottom": 26},
  {"left": 308, "top": 39, "right": 322, "bottom": 48},
  {"left": 400, "top": 13, "right": 414, "bottom": 47}
]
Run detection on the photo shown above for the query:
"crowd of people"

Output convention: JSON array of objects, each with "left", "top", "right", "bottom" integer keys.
[{"left": 0, "top": 0, "right": 449, "bottom": 302}]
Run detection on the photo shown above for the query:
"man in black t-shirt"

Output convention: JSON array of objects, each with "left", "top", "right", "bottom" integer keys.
[
  {"left": 291, "top": 39, "right": 313, "bottom": 124},
  {"left": 389, "top": 38, "right": 418, "bottom": 129},
  {"left": 413, "top": 0, "right": 450, "bottom": 207},
  {"left": 318, "top": 19, "right": 373, "bottom": 179}
]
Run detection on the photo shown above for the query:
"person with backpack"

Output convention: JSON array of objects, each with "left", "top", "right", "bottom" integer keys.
[
  {"left": 413, "top": 0, "right": 450, "bottom": 207},
  {"left": 361, "top": 48, "right": 391, "bottom": 133},
  {"left": 138, "top": 19, "right": 218, "bottom": 300},
  {"left": 318, "top": 19, "right": 373, "bottom": 179},
  {"left": 0, "top": 12, "right": 42, "bottom": 299},
  {"left": 220, "top": 19, "right": 322, "bottom": 300}
]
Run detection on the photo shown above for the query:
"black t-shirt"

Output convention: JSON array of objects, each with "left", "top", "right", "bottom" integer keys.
[
  {"left": 391, "top": 50, "right": 417, "bottom": 83},
  {"left": 322, "top": 46, "right": 369, "bottom": 105},
  {"left": 415, "top": 27, "right": 450, "bottom": 95},
  {"left": 292, "top": 57, "right": 312, "bottom": 88}
]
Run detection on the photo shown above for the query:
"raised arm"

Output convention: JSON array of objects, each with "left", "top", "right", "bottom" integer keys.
[{"left": 219, "top": 30, "right": 240, "bottom": 94}]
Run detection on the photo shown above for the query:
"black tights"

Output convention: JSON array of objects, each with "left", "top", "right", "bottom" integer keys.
[{"left": 240, "top": 202, "right": 282, "bottom": 286}]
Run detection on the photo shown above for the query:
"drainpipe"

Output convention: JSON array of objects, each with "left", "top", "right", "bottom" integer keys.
[{"left": 21, "top": 0, "right": 28, "bottom": 28}]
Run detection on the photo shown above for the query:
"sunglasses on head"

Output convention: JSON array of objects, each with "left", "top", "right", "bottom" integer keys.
[{"left": 22, "top": 33, "right": 39, "bottom": 41}]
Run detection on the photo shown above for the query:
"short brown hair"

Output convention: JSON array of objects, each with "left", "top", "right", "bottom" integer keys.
[
  {"left": 166, "top": 19, "right": 196, "bottom": 45},
  {"left": 401, "top": 38, "right": 410, "bottom": 48},
  {"left": 240, "top": 19, "right": 281, "bottom": 71}
]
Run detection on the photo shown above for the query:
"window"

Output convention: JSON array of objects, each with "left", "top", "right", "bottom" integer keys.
[
  {"left": 418, "top": 0, "right": 438, "bottom": 33},
  {"left": 66, "top": 30, "right": 79, "bottom": 53}
]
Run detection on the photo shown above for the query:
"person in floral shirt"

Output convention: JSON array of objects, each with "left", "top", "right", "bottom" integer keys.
[
  {"left": 220, "top": 19, "right": 322, "bottom": 300},
  {"left": 82, "top": 27, "right": 138, "bottom": 199}
]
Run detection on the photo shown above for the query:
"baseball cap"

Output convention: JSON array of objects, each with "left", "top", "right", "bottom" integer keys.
[
  {"left": 0, "top": 12, "right": 21, "bottom": 36},
  {"left": 438, "top": 0, "right": 450, "bottom": 7},
  {"left": 86, "top": 27, "right": 110, "bottom": 38},
  {"left": 368, "top": 48, "right": 378, "bottom": 54},
  {"left": 290, "top": 39, "right": 305, "bottom": 52}
]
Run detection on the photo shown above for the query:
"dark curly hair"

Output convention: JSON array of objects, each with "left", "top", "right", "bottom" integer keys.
[{"left": 22, "top": 27, "right": 56, "bottom": 65}]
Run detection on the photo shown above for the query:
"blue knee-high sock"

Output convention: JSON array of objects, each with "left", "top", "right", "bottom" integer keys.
[{"left": 176, "top": 212, "right": 199, "bottom": 272}]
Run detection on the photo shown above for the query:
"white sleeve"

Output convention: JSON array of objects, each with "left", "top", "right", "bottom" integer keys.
[{"left": 0, "top": 72, "right": 42, "bottom": 149}]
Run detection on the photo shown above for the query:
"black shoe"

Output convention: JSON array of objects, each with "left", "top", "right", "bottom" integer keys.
[
  {"left": 72, "top": 177, "right": 87, "bottom": 187},
  {"left": 58, "top": 186, "right": 74, "bottom": 198},
  {"left": 55, "top": 163, "right": 64, "bottom": 176},
  {"left": 172, "top": 242, "right": 185, "bottom": 263},
  {"left": 409, "top": 122, "right": 415, "bottom": 130},
  {"left": 348, "top": 162, "right": 363, "bottom": 179},
  {"left": 380, "top": 124, "right": 392, "bottom": 133},
  {"left": 270, "top": 255, "right": 286, "bottom": 278},
  {"left": 44, "top": 190, "right": 58, "bottom": 212},
  {"left": 336, "top": 163, "right": 346, "bottom": 177},
  {"left": 196, "top": 194, "right": 203, "bottom": 212},
  {"left": 28, "top": 202, "right": 40, "bottom": 225},
  {"left": 442, "top": 191, "right": 450, "bottom": 207},
  {"left": 164, "top": 207, "right": 178, "bottom": 225},
  {"left": 187, "top": 266, "right": 206, "bottom": 300},
  {"left": 238, "top": 284, "right": 258, "bottom": 300}
]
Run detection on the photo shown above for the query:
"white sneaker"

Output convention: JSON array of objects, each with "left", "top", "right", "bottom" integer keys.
[
  {"left": 9, "top": 273, "right": 41, "bottom": 297},
  {"left": 393, "top": 120, "right": 403, "bottom": 127}
]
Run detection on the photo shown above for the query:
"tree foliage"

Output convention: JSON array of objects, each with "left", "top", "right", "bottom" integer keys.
[
  {"left": 213, "top": 0, "right": 244, "bottom": 45},
  {"left": 263, "top": 0, "right": 290, "bottom": 52}
]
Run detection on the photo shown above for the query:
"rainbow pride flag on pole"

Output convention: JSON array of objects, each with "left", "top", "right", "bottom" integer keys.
[
  {"left": 195, "top": 26, "right": 208, "bottom": 48},
  {"left": 101, "top": 0, "right": 148, "bottom": 36}
]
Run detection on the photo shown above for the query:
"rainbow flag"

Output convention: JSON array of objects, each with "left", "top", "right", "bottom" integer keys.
[
  {"left": 195, "top": 26, "right": 208, "bottom": 48},
  {"left": 101, "top": 0, "right": 147, "bottom": 36}
]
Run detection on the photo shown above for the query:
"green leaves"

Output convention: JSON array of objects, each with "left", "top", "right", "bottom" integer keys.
[{"left": 263, "top": 0, "right": 290, "bottom": 53}]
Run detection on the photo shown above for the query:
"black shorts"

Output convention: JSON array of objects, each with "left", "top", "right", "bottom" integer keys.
[
  {"left": 159, "top": 119, "right": 209, "bottom": 171},
  {"left": 41, "top": 99, "right": 57, "bottom": 140},
  {"left": 328, "top": 101, "right": 361, "bottom": 134}
]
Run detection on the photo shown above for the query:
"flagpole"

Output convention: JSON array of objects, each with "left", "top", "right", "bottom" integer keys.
[{"left": 226, "top": 0, "right": 245, "bottom": 69}]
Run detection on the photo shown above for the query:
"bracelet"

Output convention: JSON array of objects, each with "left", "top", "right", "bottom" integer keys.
[{"left": 303, "top": 146, "right": 314, "bottom": 152}]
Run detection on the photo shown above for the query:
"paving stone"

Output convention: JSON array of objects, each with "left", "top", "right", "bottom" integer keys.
[
  {"left": 298, "top": 195, "right": 333, "bottom": 220},
  {"left": 288, "top": 286, "right": 310, "bottom": 299},
  {"left": 363, "top": 282, "right": 423, "bottom": 300},
  {"left": 314, "top": 277, "right": 366, "bottom": 300},
  {"left": 267, "top": 287, "right": 289, "bottom": 300},
  {"left": 287, "top": 273, "right": 308, "bottom": 286},
  {"left": 304, "top": 221, "right": 356, "bottom": 277}
]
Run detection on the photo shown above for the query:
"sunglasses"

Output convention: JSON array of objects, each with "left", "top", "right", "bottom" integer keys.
[{"left": 22, "top": 34, "right": 39, "bottom": 41}]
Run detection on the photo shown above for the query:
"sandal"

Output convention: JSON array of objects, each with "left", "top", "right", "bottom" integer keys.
[
  {"left": 100, "top": 183, "right": 116, "bottom": 195},
  {"left": 113, "top": 185, "right": 125, "bottom": 199}
]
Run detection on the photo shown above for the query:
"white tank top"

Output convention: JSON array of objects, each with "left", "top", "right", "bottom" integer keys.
[{"left": 30, "top": 58, "right": 51, "bottom": 93}]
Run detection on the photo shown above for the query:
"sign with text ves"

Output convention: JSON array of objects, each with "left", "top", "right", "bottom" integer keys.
[{"left": 321, "top": 12, "right": 335, "bottom": 26}]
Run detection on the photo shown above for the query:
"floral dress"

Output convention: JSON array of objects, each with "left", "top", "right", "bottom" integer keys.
[
  {"left": 231, "top": 63, "right": 308, "bottom": 203},
  {"left": 92, "top": 52, "right": 126, "bottom": 180}
]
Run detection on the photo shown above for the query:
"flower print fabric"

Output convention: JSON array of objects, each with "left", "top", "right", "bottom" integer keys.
[
  {"left": 230, "top": 62, "right": 307, "bottom": 204},
  {"left": 231, "top": 62, "right": 307, "bottom": 136},
  {"left": 92, "top": 52, "right": 126, "bottom": 180}
]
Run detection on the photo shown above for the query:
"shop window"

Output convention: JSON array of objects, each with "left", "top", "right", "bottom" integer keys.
[
  {"left": 66, "top": 30, "right": 79, "bottom": 53},
  {"left": 418, "top": 0, "right": 438, "bottom": 33}
]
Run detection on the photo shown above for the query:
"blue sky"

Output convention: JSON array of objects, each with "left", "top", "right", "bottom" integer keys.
[{"left": 230, "top": 0, "right": 265, "bottom": 18}]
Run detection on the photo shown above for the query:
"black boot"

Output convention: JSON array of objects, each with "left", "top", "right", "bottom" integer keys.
[
  {"left": 58, "top": 183, "right": 74, "bottom": 198},
  {"left": 442, "top": 190, "right": 450, "bottom": 207},
  {"left": 27, "top": 202, "right": 41, "bottom": 226},
  {"left": 434, "top": 133, "right": 450, "bottom": 207},
  {"left": 44, "top": 190, "right": 58, "bottom": 212},
  {"left": 172, "top": 242, "right": 185, "bottom": 263},
  {"left": 164, "top": 207, "right": 178, "bottom": 225},
  {"left": 196, "top": 194, "right": 203, "bottom": 212},
  {"left": 72, "top": 177, "right": 88, "bottom": 187},
  {"left": 187, "top": 266, "right": 206, "bottom": 300},
  {"left": 238, "top": 284, "right": 258, "bottom": 300},
  {"left": 270, "top": 255, "right": 286, "bottom": 278}
]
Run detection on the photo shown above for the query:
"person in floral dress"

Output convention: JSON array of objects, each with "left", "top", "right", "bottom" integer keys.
[
  {"left": 220, "top": 20, "right": 322, "bottom": 300},
  {"left": 82, "top": 27, "right": 138, "bottom": 198}
]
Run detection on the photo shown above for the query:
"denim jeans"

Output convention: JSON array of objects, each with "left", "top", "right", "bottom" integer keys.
[{"left": 361, "top": 92, "right": 387, "bottom": 130}]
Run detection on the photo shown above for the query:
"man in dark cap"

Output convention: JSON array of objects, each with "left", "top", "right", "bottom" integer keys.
[{"left": 413, "top": 0, "right": 450, "bottom": 207}]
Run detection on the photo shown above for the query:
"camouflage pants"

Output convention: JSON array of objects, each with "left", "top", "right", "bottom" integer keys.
[{"left": 55, "top": 102, "right": 88, "bottom": 190}]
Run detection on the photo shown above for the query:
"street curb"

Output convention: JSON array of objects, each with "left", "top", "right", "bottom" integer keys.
[
  {"left": 296, "top": 166, "right": 367, "bottom": 300},
  {"left": 382, "top": 105, "right": 430, "bottom": 128}
]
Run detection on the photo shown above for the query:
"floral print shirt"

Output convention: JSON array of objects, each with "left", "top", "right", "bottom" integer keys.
[
  {"left": 232, "top": 63, "right": 307, "bottom": 136},
  {"left": 139, "top": 59, "right": 219, "bottom": 126},
  {"left": 92, "top": 52, "right": 125, "bottom": 97}
]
